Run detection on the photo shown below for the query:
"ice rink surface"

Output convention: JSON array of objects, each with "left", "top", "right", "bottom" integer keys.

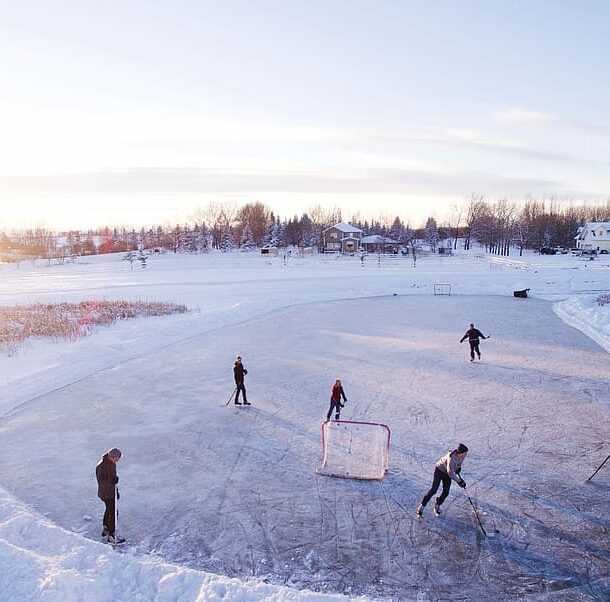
[{"left": 1, "top": 280, "right": 608, "bottom": 599}]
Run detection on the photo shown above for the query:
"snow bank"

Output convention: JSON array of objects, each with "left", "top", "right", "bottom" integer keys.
[
  {"left": 0, "top": 487, "right": 355, "bottom": 602},
  {"left": 554, "top": 295, "right": 610, "bottom": 353}
]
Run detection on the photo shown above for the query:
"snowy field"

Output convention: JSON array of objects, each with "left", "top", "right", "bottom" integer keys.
[{"left": 0, "top": 250, "right": 608, "bottom": 601}]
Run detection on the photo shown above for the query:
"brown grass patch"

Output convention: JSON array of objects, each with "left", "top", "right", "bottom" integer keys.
[{"left": 0, "top": 300, "right": 188, "bottom": 355}]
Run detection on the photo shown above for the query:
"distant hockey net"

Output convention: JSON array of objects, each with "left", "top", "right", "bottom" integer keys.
[
  {"left": 433, "top": 283, "right": 452, "bottom": 296},
  {"left": 316, "top": 420, "right": 391, "bottom": 480}
]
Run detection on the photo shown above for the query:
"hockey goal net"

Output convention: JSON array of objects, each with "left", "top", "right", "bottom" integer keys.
[
  {"left": 433, "top": 283, "right": 452, "bottom": 296},
  {"left": 316, "top": 420, "right": 391, "bottom": 480}
]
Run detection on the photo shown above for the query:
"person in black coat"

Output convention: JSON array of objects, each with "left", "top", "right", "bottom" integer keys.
[
  {"left": 460, "top": 323, "right": 488, "bottom": 361},
  {"left": 233, "top": 355, "right": 250, "bottom": 405},
  {"left": 95, "top": 447, "right": 125, "bottom": 544}
]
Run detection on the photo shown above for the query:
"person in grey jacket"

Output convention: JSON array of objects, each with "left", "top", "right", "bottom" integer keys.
[
  {"left": 95, "top": 447, "right": 125, "bottom": 543},
  {"left": 417, "top": 443, "right": 468, "bottom": 516}
]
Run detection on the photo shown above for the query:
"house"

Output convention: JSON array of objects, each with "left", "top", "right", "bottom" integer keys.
[
  {"left": 575, "top": 222, "right": 610, "bottom": 254},
  {"left": 322, "top": 223, "right": 363, "bottom": 253},
  {"left": 437, "top": 239, "right": 453, "bottom": 255},
  {"left": 360, "top": 234, "right": 397, "bottom": 253}
]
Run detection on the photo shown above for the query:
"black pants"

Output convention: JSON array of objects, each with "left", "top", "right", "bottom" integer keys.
[
  {"left": 101, "top": 497, "right": 116, "bottom": 536},
  {"left": 469, "top": 340, "right": 481, "bottom": 360},
  {"left": 235, "top": 382, "right": 247, "bottom": 403},
  {"left": 421, "top": 468, "right": 452, "bottom": 507},
  {"left": 326, "top": 401, "right": 343, "bottom": 420}
]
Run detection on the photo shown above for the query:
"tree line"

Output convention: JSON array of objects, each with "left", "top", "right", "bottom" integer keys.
[{"left": 1, "top": 198, "right": 609, "bottom": 260}]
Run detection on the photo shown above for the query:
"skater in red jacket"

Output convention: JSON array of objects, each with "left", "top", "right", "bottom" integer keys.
[{"left": 326, "top": 379, "right": 347, "bottom": 421}]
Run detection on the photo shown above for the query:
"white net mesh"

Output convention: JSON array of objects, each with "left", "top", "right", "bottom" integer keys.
[
  {"left": 433, "top": 283, "right": 452, "bottom": 296},
  {"left": 316, "top": 420, "right": 391, "bottom": 480}
]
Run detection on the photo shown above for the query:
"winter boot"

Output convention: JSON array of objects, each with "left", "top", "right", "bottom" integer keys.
[
  {"left": 433, "top": 501, "right": 441, "bottom": 516},
  {"left": 102, "top": 525, "right": 108, "bottom": 537},
  {"left": 243, "top": 400, "right": 251, "bottom": 405},
  {"left": 416, "top": 503, "right": 424, "bottom": 517},
  {"left": 107, "top": 535, "right": 126, "bottom": 545},
  {"left": 234, "top": 400, "right": 242, "bottom": 405}
]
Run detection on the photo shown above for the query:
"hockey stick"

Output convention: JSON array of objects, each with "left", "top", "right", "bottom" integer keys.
[
  {"left": 224, "top": 388, "right": 238, "bottom": 406},
  {"left": 463, "top": 488, "right": 487, "bottom": 536},
  {"left": 115, "top": 486, "right": 119, "bottom": 540},
  {"left": 587, "top": 452, "right": 610, "bottom": 481}
]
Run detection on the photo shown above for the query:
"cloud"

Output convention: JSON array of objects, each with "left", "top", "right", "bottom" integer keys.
[
  {"left": 493, "top": 109, "right": 558, "bottom": 126},
  {"left": 0, "top": 165, "right": 564, "bottom": 199},
  {"left": 366, "top": 127, "right": 586, "bottom": 164},
  {"left": 493, "top": 108, "right": 610, "bottom": 135}
]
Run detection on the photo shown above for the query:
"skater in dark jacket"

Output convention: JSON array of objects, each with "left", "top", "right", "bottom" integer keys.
[
  {"left": 233, "top": 356, "right": 250, "bottom": 405},
  {"left": 326, "top": 378, "right": 347, "bottom": 421},
  {"left": 417, "top": 443, "right": 468, "bottom": 516},
  {"left": 95, "top": 447, "right": 125, "bottom": 544},
  {"left": 460, "top": 323, "right": 488, "bottom": 361}
]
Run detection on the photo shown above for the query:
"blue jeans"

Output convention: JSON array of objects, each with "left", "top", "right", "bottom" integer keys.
[{"left": 326, "top": 401, "right": 343, "bottom": 420}]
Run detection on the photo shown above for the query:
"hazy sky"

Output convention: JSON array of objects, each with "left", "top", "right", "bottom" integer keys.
[{"left": 1, "top": 0, "right": 609, "bottom": 229}]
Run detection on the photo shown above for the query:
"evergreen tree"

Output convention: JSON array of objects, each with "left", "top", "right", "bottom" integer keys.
[
  {"left": 424, "top": 217, "right": 439, "bottom": 252},
  {"left": 240, "top": 224, "right": 256, "bottom": 250},
  {"left": 219, "top": 226, "right": 236, "bottom": 251}
]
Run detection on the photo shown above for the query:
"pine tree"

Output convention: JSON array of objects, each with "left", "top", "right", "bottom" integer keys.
[
  {"left": 219, "top": 226, "right": 236, "bottom": 252},
  {"left": 240, "top": 224, "right": 256, "bottom": 251}
]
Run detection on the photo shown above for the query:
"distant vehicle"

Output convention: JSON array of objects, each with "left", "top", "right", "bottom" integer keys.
[
  {"left": 540, "top": 247, "right": 556, "bottom": 255},
  {"left": 570, "top": 248, "right": 581, "bottom": 256},
  {"left": 554, "top": 246, "right": 568, "bottom": 254}
]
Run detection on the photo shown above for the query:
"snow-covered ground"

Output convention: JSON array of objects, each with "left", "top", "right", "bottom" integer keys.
[{"left": 0, "top": 250, "right": 608, "bottom": 601}]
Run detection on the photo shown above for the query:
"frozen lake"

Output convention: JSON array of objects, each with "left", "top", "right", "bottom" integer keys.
[{"left": 1, "top": 260, "right": 608, "bottom": 600}]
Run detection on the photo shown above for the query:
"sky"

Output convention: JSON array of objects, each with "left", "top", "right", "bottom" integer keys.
[{"left": 0, "top": 0, "right": 609, "bottom": 230}]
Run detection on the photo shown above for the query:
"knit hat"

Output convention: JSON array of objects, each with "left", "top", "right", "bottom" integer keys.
[
  {"left": 457, "top": 443, "right": 469, "bottom": 454},
  {"left": 107, "top": 448, "right": 122, "bottom": 459}
]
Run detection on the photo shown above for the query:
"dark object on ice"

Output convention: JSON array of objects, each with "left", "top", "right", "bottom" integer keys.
[
  {"left": 588, "top": 452, "right": 610, "bottom": 481},
  {"left": 513, "top": 288, "right": 530, "bottom": 298}
]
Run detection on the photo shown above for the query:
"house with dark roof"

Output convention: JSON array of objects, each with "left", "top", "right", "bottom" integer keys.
[{"left": 322, "top": 223, "right": 363, "bottom": 253}]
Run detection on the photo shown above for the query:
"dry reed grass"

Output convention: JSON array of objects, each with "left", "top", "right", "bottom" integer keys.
[{"left": 0, "top": 300, "right": 188, "bottom": 355}]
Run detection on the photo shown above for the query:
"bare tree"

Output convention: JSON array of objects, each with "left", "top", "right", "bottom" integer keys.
[
  {"left": 235, "top": 201, "right": 271, "bottom": 246},
  {"left": 463, "top": 194, "right": 488, "bottom": 250},
  {"left": 307, "top": 205, "right": 342, "bottom": 252},
  {"left": 448, "top": 203, "right": 463, "bottom": 250}
]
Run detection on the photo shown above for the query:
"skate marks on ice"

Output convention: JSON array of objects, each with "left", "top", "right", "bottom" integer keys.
[{"left": 0, "top": 295, "right": 609, "bottom": 598}]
